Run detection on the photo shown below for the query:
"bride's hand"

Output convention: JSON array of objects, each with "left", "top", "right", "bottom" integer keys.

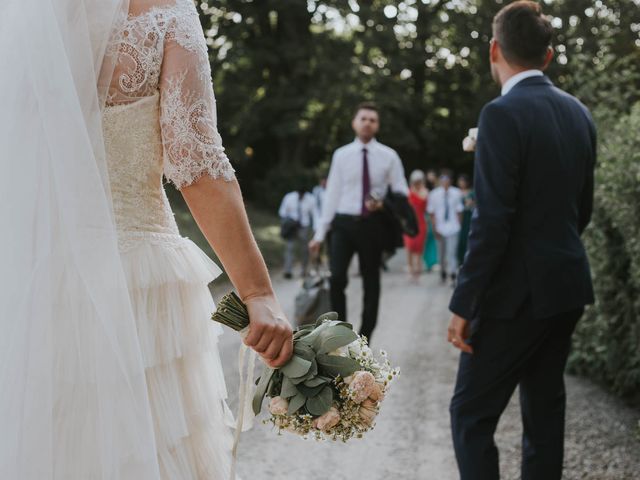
[{"left": 243, "top": 293, "right": 293, "bottom": 368}]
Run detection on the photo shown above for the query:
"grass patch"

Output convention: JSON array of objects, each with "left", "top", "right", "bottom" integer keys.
[{"left": 167, "top": 188, "right": 285, "bottom": 277}]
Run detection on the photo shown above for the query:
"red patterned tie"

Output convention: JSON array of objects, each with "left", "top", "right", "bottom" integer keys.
[{"left": 361, "top": 147, "right": 371, "bottom": 216}]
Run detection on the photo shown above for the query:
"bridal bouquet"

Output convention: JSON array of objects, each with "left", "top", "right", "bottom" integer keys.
[
  {"left": 212, "top": 292, "right": 399, "bottom": 441},
  {"left": 462, "top": 127, "right": 478, "bottom": 152}
]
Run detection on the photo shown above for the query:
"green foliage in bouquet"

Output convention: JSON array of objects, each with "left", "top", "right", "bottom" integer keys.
[
  {"left": 253, "top": 313, "right": 362, "bottom": 417},
  {"left": 212, "top": 294, "right": 361, "bottom": 417}
]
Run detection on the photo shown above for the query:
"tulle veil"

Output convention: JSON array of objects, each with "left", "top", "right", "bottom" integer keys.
[{"left": 0, "top": 0, "right": 162, "bottom": 477}]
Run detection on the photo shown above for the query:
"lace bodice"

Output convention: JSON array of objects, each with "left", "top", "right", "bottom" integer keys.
[{"left": 105, "top": 0, "right": 234, "bottom": 189}]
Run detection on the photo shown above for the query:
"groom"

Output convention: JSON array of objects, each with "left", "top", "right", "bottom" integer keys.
[{"left": 447, "top": 2, "right": 596, "bottom": 479}]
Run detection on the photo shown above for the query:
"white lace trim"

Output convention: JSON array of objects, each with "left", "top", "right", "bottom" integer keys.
[{"left": 161, "top": 72, "right": 235, "bottom": 189}]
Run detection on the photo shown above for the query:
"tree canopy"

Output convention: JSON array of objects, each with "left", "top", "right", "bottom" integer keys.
[{"left": 198, "top": 0, "right": 640, "bottom": 206}]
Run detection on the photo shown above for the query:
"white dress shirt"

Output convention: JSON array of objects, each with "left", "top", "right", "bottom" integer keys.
[
  {"left": 501, "top": 69, "right": 543, "bottom": 96},
  {"left": 428, "top": 186, "right": 464, "bottom": 237},
  {"left": 314, "top": 138, "right": 409, "bottom": 242},
  {"left": 279, "top": 191, "right": 315, "bottom": 228},
  {"left": 311, "top": 184, "right": 326, "bottom": 229}
]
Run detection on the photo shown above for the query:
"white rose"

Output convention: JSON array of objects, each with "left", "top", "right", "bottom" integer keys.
[{"left": 329, "top": 345, "right": 349, "bottom": 357}]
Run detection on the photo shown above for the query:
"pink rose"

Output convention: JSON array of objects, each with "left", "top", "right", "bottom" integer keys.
[
  {"left": 368, "top": 382, "right": 385, "bottom": 402},
  {"left": 359, "top": 399, "right": 378, "bottom": 426},
  {"left": 269, "top": 396, "right": 289, "bottom": 416},
  {"left": 348, "top": 371, "right": 376, "bottom": 404},
  {"left": 313, "top": 407, "right": 341, "bottom": 432}
]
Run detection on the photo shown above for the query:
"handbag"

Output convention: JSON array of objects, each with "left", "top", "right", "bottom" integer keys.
[
  {"left": 280, "top": 217, "right": 301, "bottom": 240},
  {"left": 294, "top": 272, "right": 332, "bottom": 327}
]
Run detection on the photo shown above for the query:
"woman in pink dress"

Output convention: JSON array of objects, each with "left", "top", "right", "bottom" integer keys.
[{"left": 404, "top": 170, "right": 429, "bottom": 282}]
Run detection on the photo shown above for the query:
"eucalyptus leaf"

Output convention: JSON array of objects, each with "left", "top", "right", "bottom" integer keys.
[
  {"left": 304, "top": 376, "right": 330, "bottom": 388},
  {"left": 316, "top": 354, "right": 360, "bottom": 378},
  {"left": 290, "top": 358, "right": 318, "bottom": 384},
  {"left": 280, "top": 355, "right": 312, "bottom": 379},
  {"left": 297, "top": 382, "right": 327, "bottom": 398},
  {"left": 305, "top": 386, "right": 333, "bottom": 416},
  {"left": 315, "top": 312, "right": 339, "bottom": 327},
  {"left": 316, "top": 326, "right": 359, "bottom": 354},
  {"left": 293, "top": 342, "right": 316, "bottom": 361},
  {"left": 280, "top": 376, "right": 298, "bottom": 398},
  {"left": 252, "top": 367, "right": 275, "bottom": 416},
  {"left": 288, "top": 392, "right": 306, "bottom": 415}
]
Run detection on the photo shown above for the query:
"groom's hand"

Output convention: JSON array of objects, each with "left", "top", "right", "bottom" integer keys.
[{"left": 447, "top": 314, "right": 473, "bottom": 354}]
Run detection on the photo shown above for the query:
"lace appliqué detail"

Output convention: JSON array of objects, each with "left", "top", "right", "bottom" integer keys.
[
  {"left": 106, "top": 9, "right": 165, "bottom": 104},
  {"left": 106, "top": 0, "right": 209, "bottom": 104},
  {"left": 161, "top": 72, "right": 235, "bottom": 189},
  {"left": 165, "top": 2, "right": 212, "bottom": 82}
]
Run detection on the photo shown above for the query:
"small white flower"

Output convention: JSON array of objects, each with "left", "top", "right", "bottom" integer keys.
[{"left": 347, "top": 340, "right": 362, "bottom": 356}]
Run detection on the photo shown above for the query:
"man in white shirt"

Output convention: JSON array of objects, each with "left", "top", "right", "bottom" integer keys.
[
  {"left": 428, "top": 169, "right": 463, "bottom": 285},
  {"left": 279, "top": 189, "right": 315, "bottom": 279},
  {"left": 309, "top": 102, "right": 409, "bottom": 341}
]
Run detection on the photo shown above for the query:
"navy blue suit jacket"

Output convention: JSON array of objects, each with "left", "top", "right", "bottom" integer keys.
[{"left": 450, "top": 76, "right": 596, "bottom": 320}]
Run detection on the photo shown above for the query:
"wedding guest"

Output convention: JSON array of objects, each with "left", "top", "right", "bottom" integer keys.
[
  {"left": 423, "top": 169, "right": 439, "bottom": 272},
  {"left": 428, "top": 169, "right": 463, "bottom": 286},
  {"left": 279, "top": 188, "right": 315, "bottom": 279},
  {"left": 447, "top": 3, "right": 597, "bottom": 479},
  {"left": 456, "top": 174, "right": 475, "bottom": 265},
  {"left": 403, "top": 170, "right": 429, "bottom": 282},
  {"left": 309, "top": 102, "right": 408, "bottom": 342},
  {"left": 425, "top": 168, "right": 439, "bottom": 190}
]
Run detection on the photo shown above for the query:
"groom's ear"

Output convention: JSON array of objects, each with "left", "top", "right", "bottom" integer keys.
[
  {"left": 489, "top": 38, "right": 500, "bottom": 64},
  {"left": 541, "top": 47, "right": 554, "bottom": 71}
]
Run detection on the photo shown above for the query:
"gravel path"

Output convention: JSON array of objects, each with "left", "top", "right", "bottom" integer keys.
[{"left": 213, "top": 253, "right": 640, "bottom": 480}]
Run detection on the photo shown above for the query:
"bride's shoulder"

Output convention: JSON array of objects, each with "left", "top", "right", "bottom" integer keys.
[
  {"left": 126, "top": 0, "right": 198, "bottom": 21},
  {"left": 153, "top": 0, "right": 199, "bottom": 18}
]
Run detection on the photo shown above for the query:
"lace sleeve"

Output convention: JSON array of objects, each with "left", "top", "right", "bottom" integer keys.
[{"left": 159, "top": 1, "right": 235, "bottom": 189}]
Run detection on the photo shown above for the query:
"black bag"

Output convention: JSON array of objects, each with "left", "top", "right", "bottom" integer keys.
[
  {"left": 294, "top": 273, "right": 331, "bottom": 326},
  {"left": 280, "top": 217, "right": 301, "bottom": 240}
]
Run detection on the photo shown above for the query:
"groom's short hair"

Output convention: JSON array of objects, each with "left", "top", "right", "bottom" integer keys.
[
  {"left": 493, "top": 1, "right": 553, "bottom": 69},
  {"left": 354, "top": 102, "right": 379, "bottom": 118}
]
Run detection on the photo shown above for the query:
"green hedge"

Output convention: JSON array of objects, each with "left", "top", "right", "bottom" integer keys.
[{"left": 568, "top": 103, "right": 640, "bottom": 403}]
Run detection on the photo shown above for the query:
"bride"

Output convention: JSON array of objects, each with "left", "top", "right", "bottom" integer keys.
[{"left": 0, "top": 0, "right": 292, "bottom": 478}]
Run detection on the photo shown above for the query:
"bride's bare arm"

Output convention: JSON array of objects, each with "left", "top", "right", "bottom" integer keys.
[
  {"left": 156, "top": 5, "right": 292, "bottom": 368},
  {"left": 182, "top": 177, "right": 293, "bottom": 368}
]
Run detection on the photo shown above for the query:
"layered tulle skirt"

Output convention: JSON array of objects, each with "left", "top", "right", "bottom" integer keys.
[{"left": 121, "top": 237, "right": 234, "bottom": 479}]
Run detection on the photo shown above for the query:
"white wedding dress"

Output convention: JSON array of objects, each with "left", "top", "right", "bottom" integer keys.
[
  {"left": 1, "top": 0, "right": 240, "bottom": 476},
  {"left": 102, "top": 0, "right": 236, "bottom": 477}
]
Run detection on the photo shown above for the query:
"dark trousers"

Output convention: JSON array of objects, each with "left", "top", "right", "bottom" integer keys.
[
  {"left": 329, "top": 214, "right": 383, "bottom": 341},
  {"left": 449, "top": 303, "right": 583, "bottom": 480}
]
